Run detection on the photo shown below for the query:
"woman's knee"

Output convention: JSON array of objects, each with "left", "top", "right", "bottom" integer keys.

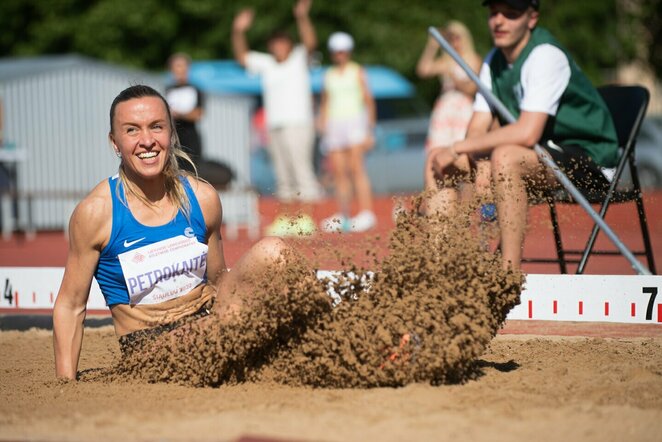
[
  {"left": 491, "top": 146, "right": 545, "bottom": 192},
  {"left": 347, "top": 160, "right": 368, "bottom": 183},
  {"left": 228, "top": 237, "right": 291, "bottom": 280},
  {"left": 251, "top": 237, "right": 290, "bottom": 266}
]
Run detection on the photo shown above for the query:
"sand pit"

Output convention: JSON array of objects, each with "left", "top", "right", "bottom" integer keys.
[
  {"left": 3, "top": 198, "right": 662, "bottom": 440},
  {"left": 1, "top": 326, "right": 661, "bottom": 441}
]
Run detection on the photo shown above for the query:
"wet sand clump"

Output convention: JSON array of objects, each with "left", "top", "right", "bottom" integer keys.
[{"left": 96, "top": 198, "right": 522, "bottom": 388}]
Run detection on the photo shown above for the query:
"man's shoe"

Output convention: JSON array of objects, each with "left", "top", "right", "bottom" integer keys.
[{"left": 349, "top": 210, "right": 377, "bottom": 233}]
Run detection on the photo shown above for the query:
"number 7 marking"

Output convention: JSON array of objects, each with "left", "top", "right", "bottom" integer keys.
[{"left": 644, "top": 287, "right": 658, "bottom": 321}]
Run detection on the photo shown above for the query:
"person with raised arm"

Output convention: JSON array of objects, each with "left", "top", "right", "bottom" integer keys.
[{"left": 232, "top": 0, "right": 322, "bottom": 237}]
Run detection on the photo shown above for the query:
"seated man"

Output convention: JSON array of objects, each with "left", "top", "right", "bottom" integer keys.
[{"left": 426, "top": 0, "right": 618, "bottom": 270}]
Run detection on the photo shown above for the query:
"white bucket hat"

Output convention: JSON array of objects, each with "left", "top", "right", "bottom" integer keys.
[{"left": 328, "top": 32, "right": 354, "bottom": 52}]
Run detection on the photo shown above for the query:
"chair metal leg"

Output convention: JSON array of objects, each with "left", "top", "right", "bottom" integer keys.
[
  {"left": 577, "top": 223, "right": 599, "bottom": 274},
  {"left": 577, "top": 156, "right": 627, "bottom": 274},
  {"left": 578, "top": 159, "right": 656, "bottom": 275},
  {"left": 576, "top": 195, "right": 613, "bottom": 275},
  {"left": 634, "top": 192, "right": 656, "bottom": 274},
  {"left": 549, "top": 201, "right": 567, "bottom": 274},
  {"left": 629, "top": 161, "right": 657, "bottom": 274}
]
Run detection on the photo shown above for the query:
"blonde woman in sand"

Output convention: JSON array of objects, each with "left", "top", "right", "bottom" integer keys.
[{"left": 53, "top": 85, "right": 291, "bottom": 379}]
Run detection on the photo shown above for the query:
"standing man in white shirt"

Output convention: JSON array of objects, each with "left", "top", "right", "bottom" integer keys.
[
  {"left": 232, "top": 0, "right": 323, "bottom": 237},
  {"left": 425, "top": 0, "right": 618, "bottom": 270}
]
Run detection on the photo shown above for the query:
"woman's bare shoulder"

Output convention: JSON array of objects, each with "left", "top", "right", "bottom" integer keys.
[
  {"left": 78, "top": 179, "right": 112, "bottom": 214},
  {"left": 186, "top": 175, "right": 222, "bottom": 216},
  {"left": 69, "top": 179, "right": 113, "bottom": 243}
]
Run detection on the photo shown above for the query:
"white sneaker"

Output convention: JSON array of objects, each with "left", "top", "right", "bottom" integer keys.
[
  {"left": 349, "top": 210, "right": 377, "bottom": 232},
  {"left": 321, "top": 213, "right": 349, "bottom": 233}
]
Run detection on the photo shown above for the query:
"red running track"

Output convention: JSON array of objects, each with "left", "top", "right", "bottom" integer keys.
[{"left": 2, "top": 191, "right": 660, "bottom": 274}]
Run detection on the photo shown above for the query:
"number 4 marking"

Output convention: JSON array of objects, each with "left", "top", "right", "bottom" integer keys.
[
  {"left": 3, "top": 278, "right": 13, "bottom": 306},
  {"left": 644, "top": 287, "right": 658, "bottom": 321}
]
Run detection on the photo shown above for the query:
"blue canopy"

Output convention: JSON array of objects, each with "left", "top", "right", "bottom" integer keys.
[{"left": 186, "top": 60, "right": 414, "bottom": 99}]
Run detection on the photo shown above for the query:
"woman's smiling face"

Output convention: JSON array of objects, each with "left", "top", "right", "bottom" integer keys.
[{"left": 110, "top": 96, "right": 172, "bottom": 182}]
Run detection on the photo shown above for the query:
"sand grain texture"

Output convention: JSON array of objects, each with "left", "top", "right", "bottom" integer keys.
[{"left": 2, "top": 328, "right": 662, "bottom": 441}]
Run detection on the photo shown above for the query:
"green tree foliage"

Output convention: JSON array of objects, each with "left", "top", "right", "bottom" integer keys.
[
  {"left": 612, "top": 0, "right": 662, "bottom": 75},
  {"left": 0, "top": 0, "right": 647, "bottom": 105}
]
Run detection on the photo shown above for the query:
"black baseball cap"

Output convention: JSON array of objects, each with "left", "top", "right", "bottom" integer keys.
[{"left": 482, "top": 0, "right": 540, "bottom": 10}]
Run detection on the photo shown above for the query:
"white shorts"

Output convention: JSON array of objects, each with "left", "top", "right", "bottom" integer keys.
[{"left": 322, "top": 115, "right": 370, "bottom": 153}]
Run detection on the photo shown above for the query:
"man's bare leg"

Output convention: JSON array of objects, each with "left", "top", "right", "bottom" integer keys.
[
  {"left": 491, "top": 145, "right": 550, "bottom": 270},
  {"left": 422, "top": 149, "right": 472, "bottom": 216}
]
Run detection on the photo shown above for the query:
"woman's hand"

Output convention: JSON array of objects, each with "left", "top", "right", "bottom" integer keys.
[{"left": 362, "top": 133, "right": 375, "bottom": 152}]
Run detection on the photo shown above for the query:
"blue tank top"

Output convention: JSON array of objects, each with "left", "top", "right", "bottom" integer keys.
[{"left": 94, "top": 175, "right": 208, "bottom": 306}]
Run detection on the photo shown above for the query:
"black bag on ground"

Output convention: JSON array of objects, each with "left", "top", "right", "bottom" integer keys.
[{"left": 196, "top": 159, "right": 235, "bottom": 190}]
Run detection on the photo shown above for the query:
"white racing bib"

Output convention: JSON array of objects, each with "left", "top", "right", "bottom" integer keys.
[{"left": 118, "top": 235, "right": 209, "bottom": 305}]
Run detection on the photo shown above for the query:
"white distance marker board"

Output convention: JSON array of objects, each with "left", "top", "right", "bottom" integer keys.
[{"left": 1, "top": 267, "right": 662, "bottom": 324}]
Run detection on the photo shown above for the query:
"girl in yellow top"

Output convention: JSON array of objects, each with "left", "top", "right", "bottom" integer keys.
[{"left": 318, "top": 32, "right": 377, "bottom": 233}]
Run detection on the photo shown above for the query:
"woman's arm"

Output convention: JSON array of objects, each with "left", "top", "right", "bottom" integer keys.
[
  {"left": 416, "top": 36, "right": 444, "bottom": 78},
  {"left": 191, "top": 178, "right": 226, "bottom": 288},
  {"left": 317, "top": 71, "right": 329, "bottom": 133},
  {"left": 359, "top": 67, "right": 376, "bottom": 129},
  {"left": 53, "top": 189, "right": 109, "bottom": 379},
  {"left": 450, "top": 53, "right": 482, "bottom": 97}
]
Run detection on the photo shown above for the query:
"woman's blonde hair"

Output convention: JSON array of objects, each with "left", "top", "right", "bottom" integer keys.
[
  {"left": 109, "top": 84, "right": 197, "bottom": 219},
  {"left": 441, "top": 20, "right": 478, "bottom": 62}
]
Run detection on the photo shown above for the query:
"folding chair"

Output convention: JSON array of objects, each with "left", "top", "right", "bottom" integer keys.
[{"left": 522, "top": 85, "right": 656, "bottom": 274}]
